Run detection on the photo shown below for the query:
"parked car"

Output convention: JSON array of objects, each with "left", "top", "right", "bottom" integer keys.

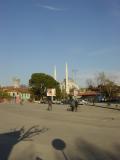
[
  {"left": 78, "top": 99, "right": 88, "bottom": 105},
  {"left": 52, "top": 100, "right": 62, "bottom": 104},
  {"left": 61, "top": 99, "right": 70, "bottom": 105},
  {"left": 34, "top": 100, "right": 40, "bottom": 103}
]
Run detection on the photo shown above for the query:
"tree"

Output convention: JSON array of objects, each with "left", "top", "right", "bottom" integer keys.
[
  {"left": 86, "top": 78, "right": 95, "bottom": 90},
  {"left": 29, "top": 73, "right": 61, "bottom": 100},
  {"left": 96, "top": 72, "right": 119, "bottom": 102},
  {"left": 96, "top": 72, "right": 107, "bottom": 86},
  {"left": 0, "top": 89, "right": 11, "bottom": 101}
]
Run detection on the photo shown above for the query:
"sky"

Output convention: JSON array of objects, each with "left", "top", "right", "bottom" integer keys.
[{"left": 0, "top": 0, "right": 120, "bottom": 87}]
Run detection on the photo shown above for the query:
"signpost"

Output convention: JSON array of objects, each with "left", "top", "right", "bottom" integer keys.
[
  {"left": 47, "top": 88, "right": 56, "bottom": 102},
  {"left": 47, "top": 88, "right": 56, "bottom": 97}
]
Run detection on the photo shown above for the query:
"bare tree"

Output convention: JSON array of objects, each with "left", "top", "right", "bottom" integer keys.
[
  {"left": 96, "top": 72, "right": 119, "bottom": 103},
  {"left": 96, "top": 72, "right": 107, "bottom": 86},
  {"left": 86, "top": 78, "right": 95, "bottom": 90}
]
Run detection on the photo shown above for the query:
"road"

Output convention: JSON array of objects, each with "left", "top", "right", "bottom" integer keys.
[{"left": 0, "top": 103, "right": 120, "bottom": 160}]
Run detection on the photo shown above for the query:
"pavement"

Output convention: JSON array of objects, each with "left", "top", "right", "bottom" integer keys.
[{"left": 0, "top": 102, "right": 120, "bottom": 160}]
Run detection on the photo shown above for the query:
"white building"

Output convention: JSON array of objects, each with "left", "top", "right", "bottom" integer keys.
[
  {"left": 53, "top": 62, "right": 79, "bottom": 94},
  {"left": 60, "top": 78, "right": 79, "bottom": 93}
]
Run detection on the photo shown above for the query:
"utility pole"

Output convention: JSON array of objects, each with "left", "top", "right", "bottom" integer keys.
[
  {"left": 54, "top": 66, "right": 57, "bottom": 80},
  {"left": 65, "top": 62, "right": 69, "bottom": 94}
]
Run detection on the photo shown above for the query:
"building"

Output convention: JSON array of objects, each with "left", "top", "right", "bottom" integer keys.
[
  {"left": 60, "top": 78, "right": 79, "bottom": 94},
  {"left": 53, "top": 63, "right": 79, "bottom": 95},
  {"left": 2, "top": 86, "right": 31, "bottom": 101},
  {"left": 12, "top": 77, "right": 20, "bottom": 88}
]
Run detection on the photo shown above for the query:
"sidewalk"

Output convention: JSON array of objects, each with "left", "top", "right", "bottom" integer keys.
[{"left": 93, "top": 102, "right": 120, "bottom": 111}]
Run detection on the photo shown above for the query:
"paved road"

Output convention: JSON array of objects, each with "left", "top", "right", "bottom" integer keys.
[{"left": 0, "top": 103, "right": 120, "bottom": 160}]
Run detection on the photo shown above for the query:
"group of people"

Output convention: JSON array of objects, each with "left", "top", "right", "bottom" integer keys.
[
  {"left": 69, "top": 97, "right": 78, "bottom": 112},
  {"left": 12, "top": 93, "right": 24, "bottom": 105},
  {"left": 47, "top": 96, "right": 78, "bottom": 112}
]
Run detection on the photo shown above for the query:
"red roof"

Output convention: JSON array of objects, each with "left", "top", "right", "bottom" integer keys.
[
  {"left": 2, "top": 86, "right": 30, "bottom": 93},
  {"left": 78, "top": 91, "right": 98, "bottom": 96}
]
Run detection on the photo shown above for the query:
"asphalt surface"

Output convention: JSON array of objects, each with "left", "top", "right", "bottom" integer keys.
[{"left": 0, "top": 103, "right": 120, "bottom": 160}]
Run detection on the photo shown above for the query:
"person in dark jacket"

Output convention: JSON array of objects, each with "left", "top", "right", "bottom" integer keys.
[
  {"left": 70, "top": 97, "right": 75, "bottom": 112},
  {"left": 75, "top": 99, "right": 78, "bottom": 111},
  {"left": 48, "top": 97, "right": 52, "bottom": 111}
]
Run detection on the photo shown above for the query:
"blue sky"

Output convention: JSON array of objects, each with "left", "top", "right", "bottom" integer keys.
[{"left": 0, "top": 0, "right": 120, "bottom": 86}]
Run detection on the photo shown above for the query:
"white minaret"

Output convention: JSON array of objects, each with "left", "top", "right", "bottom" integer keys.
[
  {"left": 54, "top": 66, "right": 57, "bottom": 80},
  {"left": 65, "top": 62, "right": 69, "bottom": 94}
]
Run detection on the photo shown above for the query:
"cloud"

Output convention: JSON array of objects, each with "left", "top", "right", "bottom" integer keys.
[{"left": 37, "top": 4, "right": 64, "bottom": 11}]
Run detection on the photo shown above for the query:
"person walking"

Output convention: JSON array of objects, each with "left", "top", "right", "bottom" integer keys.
[
  {"left": 48, "top": 97, "right": 52, "bottom": 111},
  {"left": 16, "top": 93, "right": 20, "bottom": 104},
  {"left": 75, "top": 99, "right": 78, "bottom": 112},
  {"left": 70, "top": 97, "right": 75, "bottom": 112}
]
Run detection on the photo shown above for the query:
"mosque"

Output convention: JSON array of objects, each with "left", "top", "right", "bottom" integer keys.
[{"left": 53, "top": 63, "right": 80, "bottom": 95}]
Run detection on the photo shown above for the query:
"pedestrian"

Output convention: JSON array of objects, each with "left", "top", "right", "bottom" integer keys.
[
  {"left": 16, "top": 93, "right": 20, "bottom": 104},
  {"left": 70, "top": 98, "right": 75, "bottom": 112},
  {"left": 48, "top": 97, "right": 52, "bottom": 111},
  {"left": 12, "top": 93, "right": 16, "bottom": 104},
  {"left": 75, "top": 99, "right": 78, "bottom": 112}
]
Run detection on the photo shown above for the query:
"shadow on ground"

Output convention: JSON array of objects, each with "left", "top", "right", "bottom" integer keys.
[
  {"left": 93, "top": 104, "right": 120, "bottom": 111},
  {"left": 52, "top": 138, "right": 120, "bottom": 160},
  {"left": 0, "top": 125, "right": 48, "bottom": 160},
  {"left": 52, "top": 139, "right": 68, "bottom": 160}
]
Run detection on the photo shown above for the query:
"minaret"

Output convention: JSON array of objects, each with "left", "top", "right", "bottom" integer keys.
[
  {"left": 54, "top": 66, "right": 57, "bottom": 80},
  {"left": 65, "top": 63, "right": 69, "bottom": 94}
]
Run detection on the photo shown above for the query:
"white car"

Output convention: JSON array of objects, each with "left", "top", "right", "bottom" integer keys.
[
  {"left": 34, "top": 100, "right": 40, "bottom": 103},
  {"left": 78, "top": 99, "right": 88, "bottom": 105},
  {"left": 52, "top": 100, "right": 62, "bottom": 104}
]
